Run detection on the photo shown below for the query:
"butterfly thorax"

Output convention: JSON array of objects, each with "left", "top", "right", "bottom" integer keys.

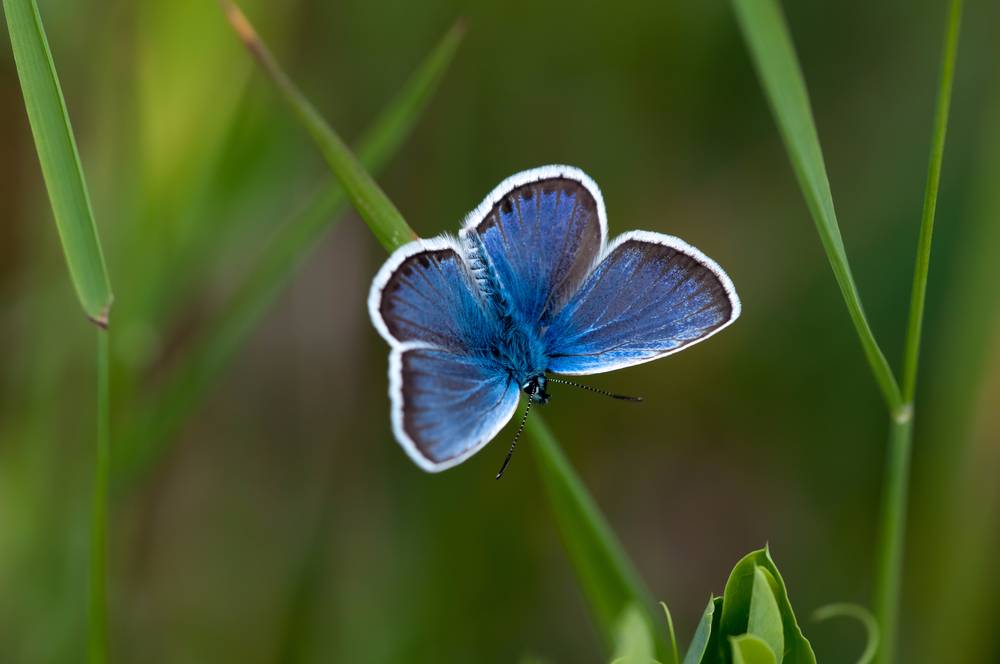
[{"left": 465, "top": 231, "right": 550, "bottom": 393}]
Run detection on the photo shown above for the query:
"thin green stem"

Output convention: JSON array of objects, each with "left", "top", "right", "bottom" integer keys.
[
  {"left": 89, "top": 329, "right": 111, "bottom": 663},
  {"left": 900, "top": 0, "right": 963, "bottom": 403},
  {"left": 872, "top": 411, "right": 913, "bottom": 664},
  {"left": 875, "top": 3, "right": 963, "bottom": 662}
]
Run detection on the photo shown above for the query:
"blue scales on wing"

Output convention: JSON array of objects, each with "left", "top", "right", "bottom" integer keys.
[
  {"left": 462, "top": 172, "right": 604, "bottom": 326},
  {"left": 374, "top": 241, "right": 489, "bottom": 351},
  {"left": 392, "top": 346, "right": 519, "bottom": 469},
  {"left": 370, "top": 239, "right": 519, "bottom": 471},
  {"left": 543, "top": 232, "right": 739, "bottom": 375}
]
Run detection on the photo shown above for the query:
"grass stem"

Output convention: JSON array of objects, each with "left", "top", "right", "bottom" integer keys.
[
  {"left": 875, "top": 3, "right": 962, "bottom": 661},
  {"left": 872, "top": 409, "right": 913, "bottom": 664},
  {"left": 89, "top": 329, "right": 111, "bottom": 663},
  {"left": 900, "top": 0, "right": 963, "bottom": 404}
]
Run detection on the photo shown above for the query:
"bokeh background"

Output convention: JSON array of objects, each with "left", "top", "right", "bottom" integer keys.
[{"left": 2, "top": 0, "right": 998, "bottom": 662}]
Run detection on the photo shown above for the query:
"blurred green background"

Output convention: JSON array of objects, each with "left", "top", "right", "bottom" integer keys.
[{"left": 2, "top": 0, "right": 998, "bottom": 662}]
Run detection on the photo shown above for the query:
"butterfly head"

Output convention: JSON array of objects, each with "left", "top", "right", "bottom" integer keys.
[{"left": 521, "top": 375, "right": 550, "bottom": 405}]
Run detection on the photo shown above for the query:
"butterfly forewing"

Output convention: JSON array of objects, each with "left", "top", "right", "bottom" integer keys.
[
  {"left": 543, "top": 231, "right": 740, "bottom": 375},
  {"left": 462, "top": 167, "right": 605, "bottom": 325},
  {"left": 369, "top": 166, "right": 741, "bottom": 473},
  {"left": 370, "top": 238, "right": 487, "bottom": 352}
]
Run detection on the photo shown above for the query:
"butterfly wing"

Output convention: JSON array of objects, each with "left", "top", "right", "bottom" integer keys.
[
  {"left": 543, "top": 231, "right": 740, "bottom": 374},
  {"left": 369, "top": 237, "right": 517, "bottom": 471},
  {"left": 460, "top": 165, "right": 606, "bottom": 325},
  {"left": 389, "top": 344, "right": 519, "bottom": 471}
]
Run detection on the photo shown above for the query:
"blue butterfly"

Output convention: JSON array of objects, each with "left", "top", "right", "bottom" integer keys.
[{"left": 369, "top": 166, "right": 740, "bottom": 475}]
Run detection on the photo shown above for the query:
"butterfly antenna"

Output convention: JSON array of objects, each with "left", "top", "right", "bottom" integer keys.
[
  {"left": 547, "top": 377, "right": 643, "bottom": 402},
  {"left": 496, "top": 400, "right": 532, "bottom": 480}
]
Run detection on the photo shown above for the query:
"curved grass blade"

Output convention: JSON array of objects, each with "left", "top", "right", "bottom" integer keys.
[
  {"left": 528, "top": 416, "right": 668, "bottom": 659},
  {"left": 2, "top": 0, "right": 112, "bottom": 325},
  {"left": 221, "top": 0, "right": 417, "bottom": 251},
  {"left": 223, "top": 7, "right": 670, "bottom": 658},
  {"left": 661, "top": 602, "right": 681, "bottom": 664},
  {"left": 113, "top": 16, "right": 466, "bottom": 492},
  {"left": 729, "top": 0, "right": 901, "bottom": 412},
  {"left": 812, "top": 603, "right": 879, "bottom": 664}
]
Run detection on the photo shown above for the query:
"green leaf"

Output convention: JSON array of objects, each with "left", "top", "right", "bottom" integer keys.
[
  {"left": 720, "top": 549, "right": 815, "bottom": 664},
  {"left": 527, "top": 416, "right": 668, "bottom": 659},
  {"left": 113, "top": 18, "right": 465, "bottom": 492},
  {"left": 3, "top": 0, "right": 113, "bottom": 324},
  {"left": 730, "top": 0, "right": 901, "bottom": 412},
  {"left": 611, "top": 604, "right": 660, "bottom": 664},
  {"left": 682, "top": 597, "right": 719, "bottom": 664},
  {"left": 812, "top": 603, "right": 879, "bottom": 664},
  {"left": 222, "top": 1, "right": 417, "bottom": 251},
  {"left": 730, "top": 636, "right": 778, "bottom": 664},
  {"left": 748, "top": 567, "right": 784, "bottom": 662}
]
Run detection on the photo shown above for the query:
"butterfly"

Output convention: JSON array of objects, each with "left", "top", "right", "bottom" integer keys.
[{"left": 368, "top": 165, "right": 740, "bottom": 476}]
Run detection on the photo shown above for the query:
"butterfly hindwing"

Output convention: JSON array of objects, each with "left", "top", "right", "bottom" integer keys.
[
  {"left": 461, "top": 166, "right": 606, "bottom": 325},
  {"left": 543, "top": 230, "right": 740, "bottom": 375},
  {"left": 390, "top": 344, "right": 519, "bottom": 471}
]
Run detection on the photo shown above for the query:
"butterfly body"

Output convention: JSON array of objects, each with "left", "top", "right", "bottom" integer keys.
[{"left": 369, "top": 166, "right": 740, "bottom": 472}]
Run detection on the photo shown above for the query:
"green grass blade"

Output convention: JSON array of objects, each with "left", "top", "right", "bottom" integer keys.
[
  {"left": 2, "top": 0, "right": 112, "bottom": 325},
  {"left": 528, "top": 416, "right": 668, "bottom": 659},
  {"left": 730, "top": 0, "right": 901, "bottom": 412},
  {"left": 900, "top": 0, "right": 963, "bottom": 403},
  {"left": 661, "top": 602, "right": 681, "bottom": 664},
  {"left": 4, "top": 2, "right": 115, "bottom": 659},
  {"left": 113, "top": 18, "right": 465, "bottom": 491},
  {"left": 227, "top": 9, "right": 667, "bottom": 658},
  {"left": 89, "top": 330, "right": 110, "bottom": 663},
  {"left": 222, "top": 1, "right": 418, "bottom": 251}
]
